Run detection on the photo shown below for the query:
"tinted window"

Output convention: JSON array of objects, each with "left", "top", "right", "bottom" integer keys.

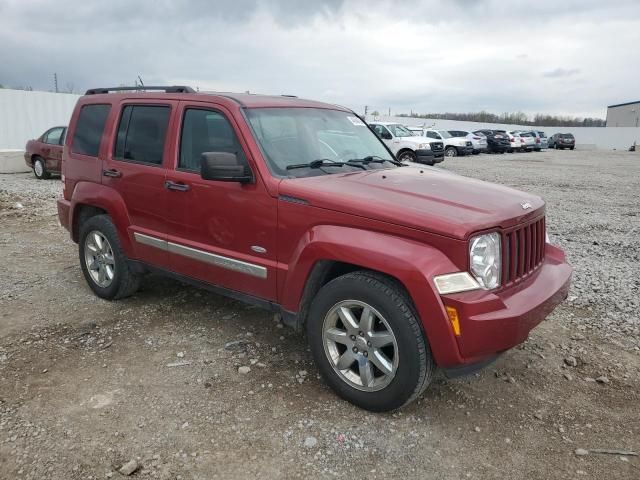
[
  {"left": 113, "top": 105, "right": 170, "bottom": 165},
  {"left": 44, "top": 127, "right": 64, "bottom": 145},
  {"left": 386, "top": 124, "right": 413, "bottom": 137},
  {"left": 179, "top": 109, "right": 247, "bottom": 171},
  {"left": 371, "top": 124, "right": 389, "bottom": 138},
  {"left": 426, "top": 131, "right": 440, "bottom": 139},
  {"left": 72, "top": 104, "right": 111, "bottom": 156}
]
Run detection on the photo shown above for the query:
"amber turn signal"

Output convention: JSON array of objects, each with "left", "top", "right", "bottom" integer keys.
[{"left": 445, "top": 306, "right": 461, "bottom": 336}]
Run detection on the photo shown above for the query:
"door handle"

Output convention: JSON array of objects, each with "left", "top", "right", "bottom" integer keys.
[
  {"left": 165, "top": 180, "right": 190, "bottom": 192},
  {"left": 102, "top": 169, "right": 122, "bottom": 178}
]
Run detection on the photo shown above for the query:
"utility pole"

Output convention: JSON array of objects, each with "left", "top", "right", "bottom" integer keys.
[
  {"left": 364, "top": 105, "right": 368, "bottom": 116},
  {"left": 388, "top": 107, "right": 391, "bottom": 117},
  {"left": 53, "top": 73, "right": 58, "bottom": 93}
]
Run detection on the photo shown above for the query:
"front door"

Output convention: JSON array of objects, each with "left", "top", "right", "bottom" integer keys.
[
  {"left": 101, "top": 100, "right": 177, "bottom": 269},
  {"left": 371, "top": 124, "right": 395, "bottom": 153},
  {"left": 164, "top": 103, "right": 278, "bottom": 301}
]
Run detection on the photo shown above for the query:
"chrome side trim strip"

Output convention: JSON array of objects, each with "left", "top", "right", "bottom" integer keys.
[
  {"left": 133, "top": 231, "right": 267, "bottom": 279},
  {"left": 167, "top": 242, "right": 268, "bottom": 279},
  {"left": 134, "top": 232, "right": 168, "bottom": 250}
]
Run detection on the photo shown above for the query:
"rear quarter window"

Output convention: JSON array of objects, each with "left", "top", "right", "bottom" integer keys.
[{"left": 71, "top": 104, "right": 111, "bottom": 157}]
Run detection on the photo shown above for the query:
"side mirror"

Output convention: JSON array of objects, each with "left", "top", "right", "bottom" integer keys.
[
  {"left": 201, "top": 152, "right": 253, "bottom": 183},
  {"left": 381, "top": 131, "right": 392, "bottom": 140}
]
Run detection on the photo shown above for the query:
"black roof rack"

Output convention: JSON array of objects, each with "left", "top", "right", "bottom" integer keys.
[{"left": 85, "top": 86, "right": 195, "bottom": 95}]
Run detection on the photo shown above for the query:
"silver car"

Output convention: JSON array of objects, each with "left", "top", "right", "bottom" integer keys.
[
  {"left": 448, "top": 130, "right": 488, "bottom": 154},
  {"left": 536, "top": 131, "right": 549, "bottom": 149}
]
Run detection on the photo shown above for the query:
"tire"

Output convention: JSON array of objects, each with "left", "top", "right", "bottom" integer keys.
[
  {"left": 307, "top": 271, "right": 435, "bottom": 411},
  {"left": 570, "top": 147, "right": 574, "bottom": 150},
  {"left": 397, "top": 150, "right": 417, "bottom": 163},
  {"left": 444, "top": 146, "right": 458, "bottom": 157},
  {"left": 33, "top": 157, "right": 50, "bottom": 180},
  {"left": 78, "top": 214, "right": 141, "bottom": 300}
]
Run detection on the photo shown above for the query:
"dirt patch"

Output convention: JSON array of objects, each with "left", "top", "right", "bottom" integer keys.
[{"left": 1, "top": 151, "right": 639, "bottom": 479}]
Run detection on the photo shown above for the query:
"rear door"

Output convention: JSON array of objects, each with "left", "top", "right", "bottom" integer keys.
[
  {"left": 100, "top": 100, "right": 177, "bottom": 269},
  {"left": 42, "top": 127, "right": 65, "bottom": 171}
]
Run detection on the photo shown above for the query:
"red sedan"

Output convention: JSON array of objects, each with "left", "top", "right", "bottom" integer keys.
[{"left": 24, "top": 126, "right": 67, "bottom": 179}]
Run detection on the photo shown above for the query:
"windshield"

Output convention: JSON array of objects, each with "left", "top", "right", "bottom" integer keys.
[
  {"left": 437, "top": 130, "right": 452, "bottom": 139},
  {"left": 245, "top": 108, "right": 395, "bottom": 177},
  {"left": 386, "top": 124, "right": 415, "bottom": 137}
]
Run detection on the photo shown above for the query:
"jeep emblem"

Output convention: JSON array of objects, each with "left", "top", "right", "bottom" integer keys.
[{"left": 521, "top": 202, "right": 532, "bottom": 210}]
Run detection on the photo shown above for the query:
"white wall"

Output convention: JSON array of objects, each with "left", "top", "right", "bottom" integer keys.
[
  {"left": 1, "top": 89, "right": 638, "bottom": 151},
  {"left": 0, "top": 89, "right": 80, "bottom": 150},
  {"left": 368, "top": 115, "right": 640, "bottom": 151}
]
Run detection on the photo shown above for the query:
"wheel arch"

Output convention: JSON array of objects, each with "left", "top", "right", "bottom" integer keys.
[
  {"left": 69, "top": 182, "right": 134, "bottom": 255},
  {"left": 395, "top": 148, "right": 415, "bottom": 160},
  {"left": 279, "top": 225, "right": 464, "bottom": 367}
]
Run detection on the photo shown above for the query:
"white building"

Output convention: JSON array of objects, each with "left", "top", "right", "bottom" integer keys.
[{"left": 606, "top": 100, "right": 640, "bottom": 127}]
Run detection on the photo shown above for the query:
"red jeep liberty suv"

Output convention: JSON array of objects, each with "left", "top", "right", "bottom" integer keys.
[{"left": 57, "top": 86, "right": 572, "bottom": 411}]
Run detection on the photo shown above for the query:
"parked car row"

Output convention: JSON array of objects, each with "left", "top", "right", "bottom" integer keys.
[
  {"left": 365, "top": 122, "right": 579, "bottom": 165},
  {"left": 23, "top": 120, "right": 576, "bottom": 179}
]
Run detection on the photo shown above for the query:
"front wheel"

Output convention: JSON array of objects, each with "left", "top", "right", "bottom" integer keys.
[
  {"left": 307, "top": 271, "right": 435, "bottom": 411},
  {"left": 33, "top": 157, "right": 50, "bottom": 180},
  {"left": 396, "top": 150, "right": 417, "bottom": 163},
  {"left": 444, "top": 146, "right": 458, "bottom": 157}
]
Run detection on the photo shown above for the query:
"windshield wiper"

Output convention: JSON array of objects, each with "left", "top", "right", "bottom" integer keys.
[
  {"left": 347, "top": 155, "right": 403, "bottom": 167},
  {"left": 286, "top": 159, "right": 365, "bottom": 171}
]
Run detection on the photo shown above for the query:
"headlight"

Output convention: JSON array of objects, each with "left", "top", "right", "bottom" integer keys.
[
  {"left": 417, "top": 143, "right": 431, "bottom": 150},
  {"left": 469, "top": 232, "right": 501, "bottom": 289}
]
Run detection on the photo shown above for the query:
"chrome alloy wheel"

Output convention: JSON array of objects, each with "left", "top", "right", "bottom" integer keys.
[
  {"left": 34, "top": 160, "right": 44, "bottom": 177},
  {"left": 84, "top": 230, "right": 115, "bottom": 288},
  {"left": 322, "top": 300, "right": 399, "bottom": 392}
]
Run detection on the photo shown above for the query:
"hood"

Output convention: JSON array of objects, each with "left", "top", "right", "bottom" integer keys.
[{"left": 278, "top": 167, "right": 544, "bottom": 240}]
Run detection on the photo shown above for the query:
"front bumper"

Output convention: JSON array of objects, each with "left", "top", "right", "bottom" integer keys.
[
  {"left": 440, "top": 244, "right": 572, "bottom": 363},
  {"left": 415, "top": 149, "right": 443, "bottom": 164}
]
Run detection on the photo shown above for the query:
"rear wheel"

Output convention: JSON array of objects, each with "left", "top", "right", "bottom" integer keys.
[
  {"left": 33, "top": 157, "right": 50, "bottom": 180},
  {"left": 307, "top": 271, "right": 435, "bottom": 411},
  {"left": 79, "top": 215, "right": 141, "bottom": 300}
]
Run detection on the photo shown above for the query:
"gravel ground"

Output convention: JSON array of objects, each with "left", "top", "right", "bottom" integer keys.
[{"left": 0, "top": 149, "right": 638, "bottom": 480}]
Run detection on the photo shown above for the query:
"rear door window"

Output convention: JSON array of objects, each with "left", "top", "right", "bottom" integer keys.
[
  {"left": 72, "top": 104, "right": 111, "bottom": 156},
  {"left": 113, "top": 105, "right": 171, "bottom": 165}
]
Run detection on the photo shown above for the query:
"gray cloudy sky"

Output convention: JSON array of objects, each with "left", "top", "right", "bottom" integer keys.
[{"left": 1, "top": 0, "right": 639, "bottom": 118}]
